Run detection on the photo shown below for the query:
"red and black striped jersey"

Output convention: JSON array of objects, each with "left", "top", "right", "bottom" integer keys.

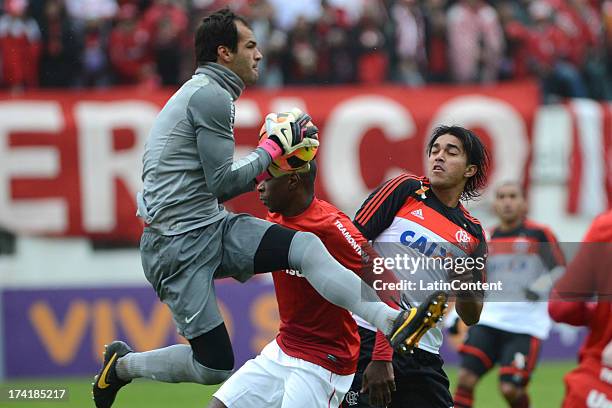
[
  {"left": 354, "top": 174, "right": 487, "bottom": 260},
  {"left": 489, "top": 219, "right": 565, "bottom": 270},
  {"left": 480, "top": 219, "right": 565, "bottom": 339},
  {"left": 352, "top": 174, "right": 487, "bottom": 353}
]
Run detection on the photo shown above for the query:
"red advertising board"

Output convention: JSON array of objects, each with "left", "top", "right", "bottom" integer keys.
[{"left": 0, "top": 82, "right": 540, "bottom": 242}]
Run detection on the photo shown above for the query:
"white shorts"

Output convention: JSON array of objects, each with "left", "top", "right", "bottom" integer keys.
[{"left": 213, "top": 340, "right": 354, "bottom": 408}]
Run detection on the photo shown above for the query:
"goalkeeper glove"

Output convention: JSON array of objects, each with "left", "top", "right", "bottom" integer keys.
[{"left": 260, "top": 108, "right": 319, "bottom": 158}]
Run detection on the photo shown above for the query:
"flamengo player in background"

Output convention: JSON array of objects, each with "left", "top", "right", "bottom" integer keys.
[
  {"left": 209, "top": 162, "right": 403, "bottom": 408},
  {"left": 549, "top": 210, "right": 612, "bottom": 407},
  {"left": 453, "top": 182, "right": 565, "bottom": 408},
  {"left": 93, "top": 9, "right": 430, "bottom": 408},
  {"left": 344, "top": 126, "right": 490, "bottom": 408}
]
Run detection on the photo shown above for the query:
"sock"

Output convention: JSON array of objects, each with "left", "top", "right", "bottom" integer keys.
[
  {"left": 288, "top": 231, "right": 399, "bottom": 335},
  {"left": 511, "top": 394, "right": 530, "bottom": 408},
  {"left": 454, "top": 385, "right": 474, "bottom": 408},
  {"left": 115, "top": 344, "right": 231, "bottom": 384}
]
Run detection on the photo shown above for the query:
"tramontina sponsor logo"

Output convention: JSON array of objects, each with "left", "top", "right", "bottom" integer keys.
[{"left": 334, "top": 220, "right": 362, "bottom": 256}]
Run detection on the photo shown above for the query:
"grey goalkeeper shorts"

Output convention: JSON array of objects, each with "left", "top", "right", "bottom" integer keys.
[{"left": 140, "top": 212, "right": 274, "bottom": 339}]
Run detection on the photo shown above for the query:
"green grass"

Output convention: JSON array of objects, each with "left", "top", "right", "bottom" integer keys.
[
  {"left": 0, "top": 361, "right": 574, "bottom": 407},
  {"left": 452, "top": 360, "right": 571, "bottom": 407}
]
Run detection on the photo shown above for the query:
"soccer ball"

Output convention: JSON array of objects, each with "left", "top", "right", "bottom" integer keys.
[{"left": 259, "top": 112, "right": 319, "bottom": 172}]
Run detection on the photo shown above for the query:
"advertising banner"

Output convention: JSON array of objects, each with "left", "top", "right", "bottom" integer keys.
[
  {"left": 0, "top": 82, "right": 544, "bottom": 242},
  {"left": 1, "top": 279, "right": 278, "bottom": 378},
  {"left": 1, "top": 281, "right": 583, "bottom": 378}
]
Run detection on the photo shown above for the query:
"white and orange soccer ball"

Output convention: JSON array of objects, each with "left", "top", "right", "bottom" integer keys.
[{"left": 258, "top": 111, "right": 319, "bottom": 172}]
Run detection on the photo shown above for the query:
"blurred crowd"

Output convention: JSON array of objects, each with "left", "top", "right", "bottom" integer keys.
[{"left": 0, "top": 0, "right": 610, "bottom": 101}]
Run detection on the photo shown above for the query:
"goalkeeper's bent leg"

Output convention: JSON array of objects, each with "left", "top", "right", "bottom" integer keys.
[
  {"left": 288, "top": 231, "right": 399, "bottom": 335},
  {"left": 115, "top": 323, "right": 233, "bottom": 384},
  {"left": 116, "top": 345, "right": 231, "bottom": 384}
]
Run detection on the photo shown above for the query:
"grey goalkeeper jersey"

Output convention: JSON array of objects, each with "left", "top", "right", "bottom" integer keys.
[{"left": 137, "top": 63, "right": 272, "bottom": 235}]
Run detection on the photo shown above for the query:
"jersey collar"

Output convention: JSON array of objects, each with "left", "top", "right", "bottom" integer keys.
[{"left": 195, "top": 63, "right": 245, "bottom": 101}]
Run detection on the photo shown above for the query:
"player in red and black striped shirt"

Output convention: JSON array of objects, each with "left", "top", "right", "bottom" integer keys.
[
  {"left": 454, "top": 182, "right": 565, "bottom": 408},
  {"left": 344, "top": 125, "right": 490, "bottom": 408}
]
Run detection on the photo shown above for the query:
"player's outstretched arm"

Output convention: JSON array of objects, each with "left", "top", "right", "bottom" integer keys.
[{"left": 189, "top": 87, "right": 271, "bottom": 200}]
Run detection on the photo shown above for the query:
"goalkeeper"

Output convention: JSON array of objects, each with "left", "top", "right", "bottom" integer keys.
[{"left": 93, "top": 8, "right": 430, "bottom": 408}]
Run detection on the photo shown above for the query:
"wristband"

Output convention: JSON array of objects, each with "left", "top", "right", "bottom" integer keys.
[{"left": 259, "top": 139, "right": 283, "bottom": 160}]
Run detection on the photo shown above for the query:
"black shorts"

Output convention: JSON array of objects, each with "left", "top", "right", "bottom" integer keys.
[
  {"left": 343, "top": 327, "right": 453, "bottom": 408},
  {"left": 459, "top": 324, "right": 542, "bottom": 387}
]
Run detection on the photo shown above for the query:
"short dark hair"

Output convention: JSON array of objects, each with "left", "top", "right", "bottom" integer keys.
[
  {"left": 496, "top": 181, "right": 526, "bottom": 198},
  {"left": 426, "top": 125, "right": 491, "bottom": 200},
  {"left": 195, "top": 8, "right": 250, "bottom": 65}
]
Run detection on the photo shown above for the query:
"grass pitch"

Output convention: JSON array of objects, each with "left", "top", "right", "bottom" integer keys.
[{"left": 0, "top": 360, "right": 573, "bottom": 407}]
